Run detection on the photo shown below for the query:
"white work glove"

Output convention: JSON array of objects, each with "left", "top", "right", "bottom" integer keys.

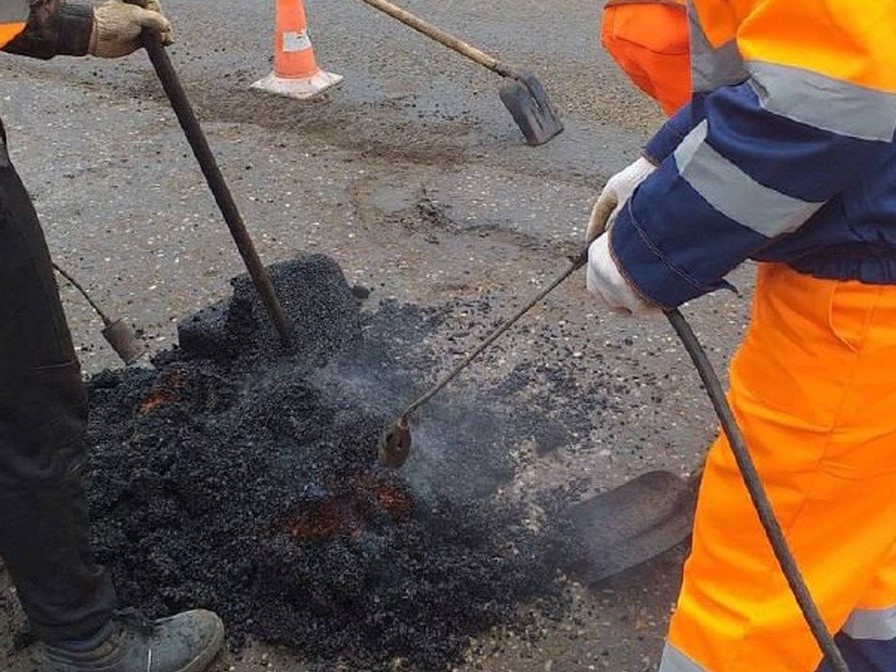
[
  {"left": 586, "top": 156, "right": 656, "bottom": 242},
  {"left": 586, "top": 232, "right": 659, "bottom": 316},
  {"left": 89, "top": 0, "right": 172, "bottom": 59}
]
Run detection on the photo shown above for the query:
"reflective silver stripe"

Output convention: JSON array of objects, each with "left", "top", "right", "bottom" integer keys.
[
  {"left": 673, "top": 120, "right": 824, "bottom": 238},
  {"left": 688, "top": 1, "right": 747, "bottom": 92},
  {"left": 843, "top": 606, "right": 896, "bottom": 641},
  {"left": 0, "top": 2, "right": 29, "bottom": 25},
  {"left": 659, "top": 643, "right": 706, "bottom": 672},
  {"left": 747, "top": 61, "right": 896, "bottom": 142}
]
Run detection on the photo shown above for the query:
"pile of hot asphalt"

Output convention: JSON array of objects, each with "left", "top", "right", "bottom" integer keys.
[{"left": 86, "top": 255, "right": 583, "bottom": 671}]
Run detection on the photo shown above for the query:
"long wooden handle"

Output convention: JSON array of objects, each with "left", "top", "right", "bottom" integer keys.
[
  {"left": 140, "top": 34, "right": 295, "bottom": 349},
  {"left": 358, "top": 0, "right": 513, "bottom": 77}
]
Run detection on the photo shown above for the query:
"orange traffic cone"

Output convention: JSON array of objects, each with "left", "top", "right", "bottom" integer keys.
[{"left": 252, "top": 0, "right": 342, "bottom": 100}]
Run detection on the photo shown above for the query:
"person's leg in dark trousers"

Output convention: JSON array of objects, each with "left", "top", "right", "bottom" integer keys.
[
  {"left": 0, "top": 133, "right": 223, "bottom": 672},
  {"left": 0, "top": 134, "right": 117, "bottom": 644}
]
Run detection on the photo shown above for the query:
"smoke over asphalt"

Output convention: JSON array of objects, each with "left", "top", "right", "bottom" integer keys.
[{"left": 85, "top": 255, "right": 584, "bottom": 671}]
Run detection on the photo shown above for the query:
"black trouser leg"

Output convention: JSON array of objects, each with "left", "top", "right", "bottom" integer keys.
[{"left": 0, "top": 138, "right": 117, "bottom": 643}]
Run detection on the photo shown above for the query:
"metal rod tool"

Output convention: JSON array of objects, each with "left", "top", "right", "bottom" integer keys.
[
  {"left": 53, "top": 261, "right": 148, "bottom": 365},
  {"left": 379, "top": 246, "right": 588, "bottom": 468},
  {"left": 379, "top": 248, "right": 850, "bottom": 670},
  {"left": 138, "top": 32, "right": 295, "bottom": 349}
]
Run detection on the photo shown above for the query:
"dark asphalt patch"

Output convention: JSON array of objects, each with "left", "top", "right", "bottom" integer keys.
[{"left": 85, "top": 254, "right": 582, "bottom": 671}]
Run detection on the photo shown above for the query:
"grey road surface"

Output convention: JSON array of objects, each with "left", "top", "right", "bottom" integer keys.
[{"left": 0, "top": 1, "right": 754, "bottom": 669}]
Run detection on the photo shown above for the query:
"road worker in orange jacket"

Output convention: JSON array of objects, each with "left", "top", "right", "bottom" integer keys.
[
  {"left": 600, "top": 0, "right": 690, "bottom": 116},
  {"left": 0, "top": 2, "right": 223, "bottom": 671},
  {"left": 590, "top": 2, "right": 896, "bottom": 671}
]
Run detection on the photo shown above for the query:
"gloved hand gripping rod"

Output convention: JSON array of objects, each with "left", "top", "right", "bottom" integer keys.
[
  {"left": 137, "top": 31, "right": 295, "bottom": 349},
  {"left": 380, "top": 245, "right": 850, "bottom": 670}
]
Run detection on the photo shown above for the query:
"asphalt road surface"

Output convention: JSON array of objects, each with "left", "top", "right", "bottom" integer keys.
[{"left": 0, "top": 1, "right": 755, "bottom": 669}]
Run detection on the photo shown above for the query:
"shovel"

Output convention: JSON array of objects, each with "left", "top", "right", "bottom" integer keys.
[
  {"left": 357, "top": 0, "right": 564, "bottom": 146},
  {"left": 567, "top": 469, "right": 700, "bottom": 583}
]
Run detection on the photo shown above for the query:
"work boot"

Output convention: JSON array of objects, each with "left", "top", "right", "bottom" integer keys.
[{"left": 41, "top": 608, "right": 225, "bottom": 672}]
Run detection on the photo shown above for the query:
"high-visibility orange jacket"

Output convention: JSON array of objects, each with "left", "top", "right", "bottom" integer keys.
[
  {"left": 610, "top": 0, "right": 896, "bottom": 307},
  {"left": 0, "top": 1, "right": 93, "bottom": 61},
  {"left": 605, "top": 6, "right": 896, "bottom": 672}
]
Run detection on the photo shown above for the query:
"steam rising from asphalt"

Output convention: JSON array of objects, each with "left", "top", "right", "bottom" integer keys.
[{"left": 86, "top": 255, "right": 581, "bottom": 671}]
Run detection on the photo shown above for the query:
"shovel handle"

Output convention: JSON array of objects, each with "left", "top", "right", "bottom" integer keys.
[
  {"left": 357, "top": 0, "right": 515, "bottom": 78},
  {"left": 138, "top": 33, "right": 295, "bottom": 349}
]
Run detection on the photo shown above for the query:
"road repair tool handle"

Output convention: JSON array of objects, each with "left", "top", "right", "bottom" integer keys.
[
  {"left": 357, "top": 0, "right": 515, "bottom": 77},
  {"left": 52, "top": 261, "right": 111, "bottom": 324},
  {"left": 666, "top": 309, "right": 849, "bottom": 672},
  {"left": 138, "top": 32, "right": 295, "bottom": 349},
  {"left": 399, "top": 246, "right": 589, "bottom": 420},
  {"left": 356, "top": 0, "right": 563, "bottom": 147}
]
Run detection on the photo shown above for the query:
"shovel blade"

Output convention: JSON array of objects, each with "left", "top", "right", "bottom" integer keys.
[
  {"left": 568, "top": 470, "right": 699, "bottom": 584},
  {"left": 498, "top": 69, "right": 564, "bottom": 146}
]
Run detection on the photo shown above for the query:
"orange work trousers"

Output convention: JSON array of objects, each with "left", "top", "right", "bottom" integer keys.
[
  {"left": 661, "top": 263, "right": 896, "bottom": 671},
  {"left": 601, "top": 0, "right": 691, "bottom": 116}
]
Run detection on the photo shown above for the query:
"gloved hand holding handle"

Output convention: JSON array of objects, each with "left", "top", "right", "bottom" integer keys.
[
  {"left": 90, "top": 0, "right": 172, "bottom": 58},
  {"left": 584, "top": 156, "right": 660, "bottom": 316},
  {"left": 586, "top": 156, "right": 656, "bottom": 240}
]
